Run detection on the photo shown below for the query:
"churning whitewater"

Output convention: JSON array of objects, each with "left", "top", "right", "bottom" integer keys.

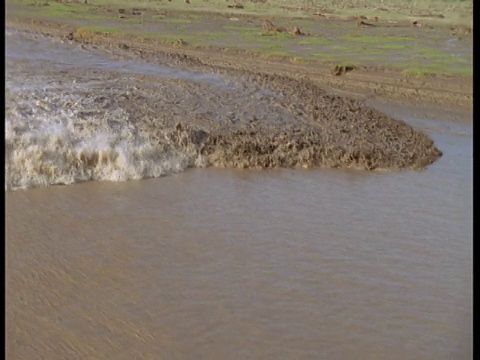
[{"left": 5, "top": 83, "right": 205, "bottom": 191}]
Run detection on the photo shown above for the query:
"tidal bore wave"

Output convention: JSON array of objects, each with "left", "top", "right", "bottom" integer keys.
[
  {"left": 5, "top": 90, "right": 204, "bottom": 191},
  {"left": 5, "top": 30, "right": 443, "bottom": 191}
]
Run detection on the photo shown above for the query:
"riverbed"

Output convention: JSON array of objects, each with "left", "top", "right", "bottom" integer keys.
[{"left": 5, "top": 27, "right": 472, "bottom": 360}]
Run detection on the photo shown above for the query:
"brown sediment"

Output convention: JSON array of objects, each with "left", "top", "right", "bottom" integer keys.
[
  {"left": 262, "top": 20, "right": 307, "bottom": 35},
  {"left": 227, "top": 3, "right": 244, "bottom": 9},
  {"left": 262, "top": 19, "right": 286, "bottom": 33},
  {"left": 6, "top": 22, "right": 447, "bottom": 172},
  {"left": 176, "top": 74, "right": 442, "bottom": 171},
  {"left": 357, "top": 20, "right": 376, "bottom": 27},
  {"left": 92, "top": 69, "right": 442, "bottom": 171},
  {"left": 450, "top": 25, "right": 472, "bottom": 36},
  {"left": 289, "top": 25, "right": 309, "bottom": 36},
  {"left": 332, "top": 64, "right": 356, "bottom": 76}
]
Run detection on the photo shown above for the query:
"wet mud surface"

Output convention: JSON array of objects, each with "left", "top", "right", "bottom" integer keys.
[
  {"left": 6, "top": 14, "right": 473, "bottom": 109},
  {"left": 5, "top": 26, "right": 444, "bottom": 192}
]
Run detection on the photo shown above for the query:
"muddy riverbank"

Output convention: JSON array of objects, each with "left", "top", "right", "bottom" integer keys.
[
  {"left": 6, "top": 27, "right": 446, "bottom": 190},
  {"left": 7, "top": 15, "right": 473, "bottom": 109}
]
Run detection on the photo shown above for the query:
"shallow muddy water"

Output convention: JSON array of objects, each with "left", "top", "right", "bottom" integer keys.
[
  {"left": 5, "top": 29, "right": 235, "bottom": 88},
  {"left": 6, "top": 28, "right": 472, "bottom": 360}
]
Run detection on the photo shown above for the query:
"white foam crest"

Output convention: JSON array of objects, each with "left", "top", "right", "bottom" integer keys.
[
  {"left": 5, "top": 93, "right": 201, "bottom": 191},
  {"left": 6, "top": 124, "right": 199, "bottom": 190}
]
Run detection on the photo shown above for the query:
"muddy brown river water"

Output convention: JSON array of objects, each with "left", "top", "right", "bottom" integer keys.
[{"left": 5, "top": 29, "right": 472, "bottom": 359}]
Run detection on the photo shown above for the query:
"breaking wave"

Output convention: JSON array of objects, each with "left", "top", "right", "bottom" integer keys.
[{"left": 5, "top": 89, "right": 204, "bottom": 191}]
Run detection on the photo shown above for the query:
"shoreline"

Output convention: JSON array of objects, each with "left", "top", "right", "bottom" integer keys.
[
  {"left": 5, "top": 9, "right": 472, "bottom": 121},
  {"left": 5, "top": 8, "right": 471, "bottom": 189}
]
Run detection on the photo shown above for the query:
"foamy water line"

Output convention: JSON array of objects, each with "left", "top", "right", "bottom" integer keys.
[
  {"left": 5, "top": 84, "right": 206, "bottom": 191},
  {"left": 5, "top": 30, "right": 228, "bottom": 191}
]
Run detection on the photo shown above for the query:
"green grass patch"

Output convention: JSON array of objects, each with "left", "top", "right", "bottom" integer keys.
[
  {"left": 259, "top": 44, "right": 287, "bottom": 52},
  {"left": 336, "top": 61, "right": 360, "bottom": 68},
  {"left": 7, "top": 0, "right": 472, "bottom": 27},
  {"left": 185, "top": 13, "right": 201, "bottom": 20},
  {"left": 140, "top": 32, "right": 193, "bottom": 43},
  {"left": 401, "top": 68, "right": 437, "bottom": 78},
  {"left": 158, "top": 18, "right": 194, "bottom": 24},
  {"left": 291, "top": 19, "right": 317, "bottom": 27},
  {"left": 342, "top": 35, "right": 413, "bottom": 43},
  {"left": 309, "top": 53, "right": 345, "bottom": 62},
  {"left": 260, "top": 31, "right": 296, "bottom": 40},
  {"left": 8, "top": 1, "right": 112, "bottom": 22},
  {"left": 195, "top": 31, "right": 228, "bottom": 39},
  {"left": 413, "top": 46, "right": 452, "bottom": 59},
  {"left": 289, "top": 56, "right": 311, "bottom": 64},
  {"left": 224, "top": 25, "right": 258, "bottom": 32},
  {"left": 443, "top": 67, "right": 472, "bottom": 76},
  {"left": 240, "top": 32, "right": 272, "bottom": 41},
  {"left": 297, "top": 37, "right": 334, "bottom": 46},
  {"left": 257, "top": 51, "right": 293, "bottom": 59},
  {"left": 238, "top": 31, "right": 293, "bottom": 45},
  {"left": 6, "top": 0, "right": 472, "bottom": 77},
  {"left": 269, "top": 51, "right": 292, "bottom": 57},
  {"left": 75, "top": 25, "right": 124, "bottom": 35},
  {"left": 373, "top": 43, "right": 410, "bottom": 50}
]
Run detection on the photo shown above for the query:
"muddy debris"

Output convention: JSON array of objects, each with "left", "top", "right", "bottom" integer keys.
[
  {"left": 314, "top": 11, "right": 326, "bottom": 17},
  {"left": 357, "top": 20, "right": 376, "bottom": 27},
  {"left": 71, "top": 28, "right": 97, "bottom": 42},
  {"left": 262, "top": 19, "right": 287, "bottom": 33},
  {"left": 332, "top": 64, "right": 356, "bottom": 76},
  {"left": 450, "top": 25, "right": 472, "bottom": 36},
  {"left": 125, "top": 71, "right": 441, "bottom": 171},
  {"left": 262, "top": 19, "right": 308, "bottom": 36},
  {"left": 348, "top": 15, "right": 367, "bottom": 21},
  {"left": 228, "top": 3, "right": 244, "bottom": 9},
  {"left": 415, "top": 13, "right": 445, "bottom": 19},
  {"left": 173, "top": 38, "right": 188, "bottom": 47},
  {"left": 290, "top": 26, "right": 306, "bottom": 36}
]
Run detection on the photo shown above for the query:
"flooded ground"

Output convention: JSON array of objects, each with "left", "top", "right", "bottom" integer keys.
[
  {"left": 6, "top": 116, "right": 473, "bottom": 359},
  {"left": 5, "top": 22, "right": 472, "bottom": 360},
  {"left": 5, "top": 29, "right": 443, "bottom": 191}
]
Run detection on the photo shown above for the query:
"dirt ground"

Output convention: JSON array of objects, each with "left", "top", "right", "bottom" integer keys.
[{"left": 5, "top": 3, "right": 472, "bottom": 113}]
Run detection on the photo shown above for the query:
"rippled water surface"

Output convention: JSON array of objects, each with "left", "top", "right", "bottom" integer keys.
[{"left": 6, "top": 29, "right": 472, "bottom": 360}]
